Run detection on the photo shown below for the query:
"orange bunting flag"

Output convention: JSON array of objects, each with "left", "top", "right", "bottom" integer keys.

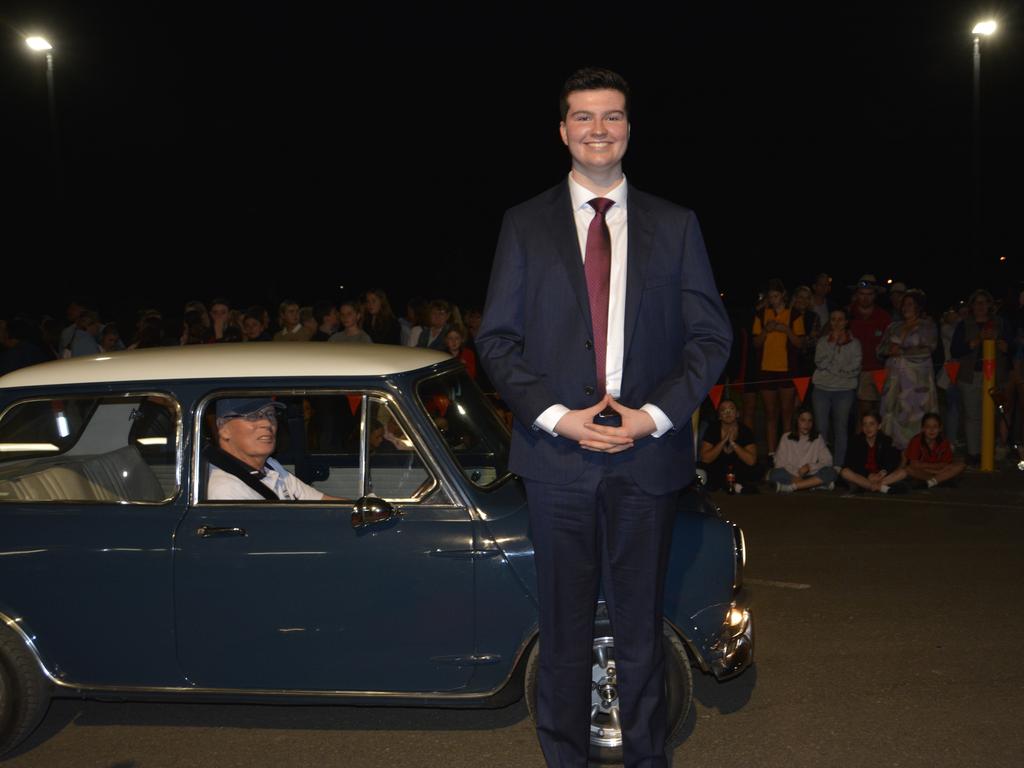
[
  {"left": 792, "top": 376, "right": 811, "bottom": 403},
  {"left": 429, "top": 394, "right": 450, "bottom": 418},
  {"left": 871, "top": 368, "right": 888, "bottom": 394},
  {"left": 708, "top": 384, "right": 724, "bottom": 410},
  {"left": 346, "top": 394, "right": 362, "bottom": 415},
  {"left": 944, "top": 360, "right": 960, "bottom": 385}
]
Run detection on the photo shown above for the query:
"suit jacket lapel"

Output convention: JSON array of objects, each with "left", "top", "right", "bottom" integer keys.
[
  {"left": 623, "top": 186, "right": 654, "bottom": 366},
  {"left": 545, "top": 180, "right": 593, "bottom": 334}
]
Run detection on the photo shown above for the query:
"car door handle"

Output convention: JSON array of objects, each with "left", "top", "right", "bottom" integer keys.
[{"left": 196, "top": 525, "right": 247, "bottom": 538}]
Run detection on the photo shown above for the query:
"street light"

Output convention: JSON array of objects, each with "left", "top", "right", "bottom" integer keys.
[
  {"left": 971, "top": 20, "right": 997, "bottom": 259},
  {"left": 24, "top": 34, "right": 63, "bottom": 199}
]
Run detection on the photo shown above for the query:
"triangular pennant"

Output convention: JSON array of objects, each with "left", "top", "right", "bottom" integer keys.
[
  {"left": 347, "top": 394, "right": 362, "bottom": 415},
  {"left": 982, "top": 359, "right": 996, "bottom": 381},
  {"left": 708, "top": 384, "right": 724, "bottom": 410},
  {"left": 872, "top": 368, "right": 888, "bottom": 394},
  {"left": 792, "top": 377, "right": 811, "bottom": 403},
  {"left": 428, "top": 394, "right": 450, "bottom": 418},
  {"left": 944, "top": 361, "right": 960, "bottom": 385}
]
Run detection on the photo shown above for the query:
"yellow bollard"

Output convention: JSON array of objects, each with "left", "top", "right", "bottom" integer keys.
[{"left": 981, "top": 339, "right": 996, "bottom": 472}]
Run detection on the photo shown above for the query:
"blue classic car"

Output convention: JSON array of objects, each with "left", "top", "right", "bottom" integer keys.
[{"left": 0, "top": 345, "right": 752, "bottom": 762}]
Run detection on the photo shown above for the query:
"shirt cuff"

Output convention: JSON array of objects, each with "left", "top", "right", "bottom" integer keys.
[
  {"left": 534, "top": 404, "right": 569, "bottom": 437},
  {"left": 641, "top": 404, "right": 673, "bottom": 438}
]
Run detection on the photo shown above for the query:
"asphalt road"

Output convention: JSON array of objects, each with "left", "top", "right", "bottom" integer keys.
[{"left": 4, "top": 468, "right": 1023, "bottom": 768}]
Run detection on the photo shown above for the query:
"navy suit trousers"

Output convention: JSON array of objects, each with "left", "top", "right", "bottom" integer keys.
[{"left": 524, "top": 463, "right": 677, "bottom": 768}]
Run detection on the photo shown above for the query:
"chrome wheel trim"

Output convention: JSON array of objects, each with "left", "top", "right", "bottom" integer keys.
[{"left": 590, "top": 635, "right": 622, "bottom": 749}]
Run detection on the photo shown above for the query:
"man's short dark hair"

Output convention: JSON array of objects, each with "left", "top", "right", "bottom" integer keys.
[
  {"left": 313, "top": 301, "right": 336, "bottom": 325},
  {"left": 559, "top": 67, "right": 630, "bottom": 122}
]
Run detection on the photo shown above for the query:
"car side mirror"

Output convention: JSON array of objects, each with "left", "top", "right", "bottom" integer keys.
[{"left": 351, "top": 494, "right": 397, "bottom": 529}]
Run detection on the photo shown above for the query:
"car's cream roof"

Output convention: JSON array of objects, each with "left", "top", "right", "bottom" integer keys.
[{"left": 0, "top": 344, "right": 452, "bottom": 389}]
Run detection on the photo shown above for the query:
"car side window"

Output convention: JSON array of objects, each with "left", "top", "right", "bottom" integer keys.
[
  {"left": 0, "top": 394, "right": 180, "bottom": 503},
  {"left": 364, "top": 399, "right": 439, "bottom": 502},
  {"left": 200, "top": 391, "right": 447, "bottom": 505}
]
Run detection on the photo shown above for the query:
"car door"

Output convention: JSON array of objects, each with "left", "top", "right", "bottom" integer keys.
[
  {"left": 0, "top": 391, "right": 184, "bottom": 686},
  {"left": 173, "top": 389, "right": 476, "bottom": 693}
]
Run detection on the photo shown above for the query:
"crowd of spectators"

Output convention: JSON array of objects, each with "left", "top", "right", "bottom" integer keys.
[
  {"left": 705, "top": 273, "right": 1024, "bottom": 494},
  {"left": 2, "top": 274, "right": 1022, "bottom": 497}
]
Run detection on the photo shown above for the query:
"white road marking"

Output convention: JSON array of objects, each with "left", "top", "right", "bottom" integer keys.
[{"left": 745, "top": 578, "right": 811, "bottom": 590}]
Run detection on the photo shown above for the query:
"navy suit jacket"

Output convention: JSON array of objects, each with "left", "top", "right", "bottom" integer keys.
[{"left": 477, "top": 179, "right": 732, "bottom": 495}]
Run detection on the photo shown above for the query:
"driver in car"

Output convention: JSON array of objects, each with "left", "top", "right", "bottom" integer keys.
[{"left": 207, "top": 398, "right": 339, "bottom": 501}]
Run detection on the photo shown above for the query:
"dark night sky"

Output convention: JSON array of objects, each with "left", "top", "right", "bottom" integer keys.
[{"left": 2, "top": 1, "right": 1022, "bottom": 327}]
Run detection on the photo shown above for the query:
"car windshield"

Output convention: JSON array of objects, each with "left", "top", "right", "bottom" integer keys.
[{"left": 416, "top": 368, "right": 510, "bottom": 488}]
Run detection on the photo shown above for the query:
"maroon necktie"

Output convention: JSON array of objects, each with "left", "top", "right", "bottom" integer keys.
[{"left": 585, "top": 197, "right": 614, "bottom": 396}]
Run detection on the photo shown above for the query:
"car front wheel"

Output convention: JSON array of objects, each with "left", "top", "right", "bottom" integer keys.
[{"left": 524, "top": 607, "right": 693, "bottom": 764}]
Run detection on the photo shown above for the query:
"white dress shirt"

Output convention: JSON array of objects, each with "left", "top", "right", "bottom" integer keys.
[{"left": 534, "top": 173, "right": 673, "bottom": 438}]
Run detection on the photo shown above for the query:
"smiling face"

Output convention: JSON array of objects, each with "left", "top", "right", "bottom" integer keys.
[
  {"left": 559, "top": 88, "right": 629, "bottom": 185},
  {"left": 217, "top": 411, "right": 278, "bottom": 470},
  {"left": 922, "top": 416, "right": 941, "bottom": 442},
  {"left": 717, "top": 401, "right": 738, "bottom": 425}
]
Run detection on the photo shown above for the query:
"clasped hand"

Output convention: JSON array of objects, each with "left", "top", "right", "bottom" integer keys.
[{"left": 554, "top": 395, "right": 657, "bottom": 453}]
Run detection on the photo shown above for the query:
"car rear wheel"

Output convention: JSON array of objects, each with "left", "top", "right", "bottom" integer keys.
[
  {"left": 0, "top": 627, "right": 50, "bottom": 757},
  {"left": 524, "top": 606, "right": 693, "bottom": 764}
]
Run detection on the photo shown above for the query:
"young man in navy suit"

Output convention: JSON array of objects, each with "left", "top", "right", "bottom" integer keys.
[{"left": 476, "top": 68, "right": 731, "bottom": 767}]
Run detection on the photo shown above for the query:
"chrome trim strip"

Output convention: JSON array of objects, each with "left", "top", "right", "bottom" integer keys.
[
  {"left": 359, "top": 393, "right": 368, "bottom": 496},
  {"left": 427, "top": 549, "right": 502, "bottom": 560},
  {"left": 732, "top": 523, "right": 745, "bottom": 593},
  {"left": 429, "top": 654, "right": 502, "bottom": 666},
  {"left": 1, "top": 610, "right": 62, "bottom": 685},
  {"left": 1, "top": 611, "right": 540, "bottom": 702}
]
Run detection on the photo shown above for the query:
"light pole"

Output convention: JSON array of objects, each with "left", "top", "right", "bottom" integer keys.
[
  {"left": 25, "top": 35, "right": 63, "bottom": 200},
  {"left": 971, "top": 20, "right": 996, "bottom": 260}
]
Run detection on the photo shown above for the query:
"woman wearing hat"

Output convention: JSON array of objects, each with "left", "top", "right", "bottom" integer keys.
[{"left": 878, "top": 290, "right": 938, "bottom": 449}]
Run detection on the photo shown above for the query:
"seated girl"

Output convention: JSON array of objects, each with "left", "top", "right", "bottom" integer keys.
[
  {"left": 769, "top": 407, "right": 837, "bottom": 492},
  {"left": 840, "top": 412, "right": 909, "bottom": 493},
  {"left": 699, "top": 399, "right": 759, "bottom": 493},
  {"left": 901, "top": 412, "right": 966, "bottom": 488}
]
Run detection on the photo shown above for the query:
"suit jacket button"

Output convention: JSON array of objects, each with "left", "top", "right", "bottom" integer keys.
[
  {"left": 585, "top": 340, "right": 593, "bottom": 351},
  {"left": 584, "top": 386, "right": 594, "bottom": 396}
]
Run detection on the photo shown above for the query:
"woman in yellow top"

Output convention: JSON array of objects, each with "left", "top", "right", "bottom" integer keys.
[{"left": 752, "top": 278, "right": 806, "bottom": 456}]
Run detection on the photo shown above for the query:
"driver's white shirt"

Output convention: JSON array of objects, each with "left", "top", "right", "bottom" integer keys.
[{"left": 207, "top": 456, "right": 324, "bottom": 501}]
